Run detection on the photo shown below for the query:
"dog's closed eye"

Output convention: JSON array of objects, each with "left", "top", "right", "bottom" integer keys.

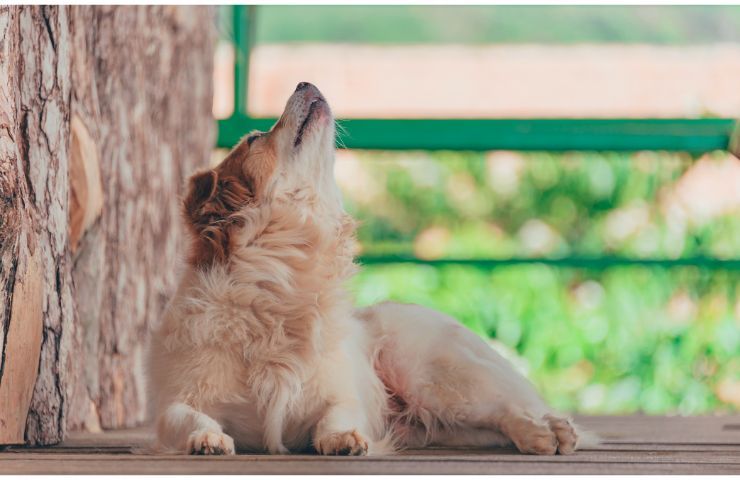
[{"left": 247, "top": 133, "right": 263, "bottom": 146}]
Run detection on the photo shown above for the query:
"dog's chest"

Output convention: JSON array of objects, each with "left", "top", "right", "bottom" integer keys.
[{"left": 216, "top": 366, "right": 330, "bottom": 452}]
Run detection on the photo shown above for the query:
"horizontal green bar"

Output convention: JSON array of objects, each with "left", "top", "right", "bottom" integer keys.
[
  {"left": 357, "top": 255, "right": 740, "bottom": 269},
  {"left": 218, "top": 116, "right": 735, "bottom": 152}
]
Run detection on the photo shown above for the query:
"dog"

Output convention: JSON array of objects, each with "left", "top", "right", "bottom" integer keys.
[{"left": 146, "top": 82, "right": 590, "bottom": 456}]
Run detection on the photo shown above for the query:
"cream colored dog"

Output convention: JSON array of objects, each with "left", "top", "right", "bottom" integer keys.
[{"left": 146, "top": 82, "right": 589, "bottom": 456}]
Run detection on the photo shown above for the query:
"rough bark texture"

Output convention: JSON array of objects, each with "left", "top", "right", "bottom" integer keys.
[{"left": 0, "top": 6, "right": 215, "bottom": 445}]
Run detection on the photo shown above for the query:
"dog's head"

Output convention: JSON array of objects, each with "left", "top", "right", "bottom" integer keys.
[{"left": 184, "top": 82, "right": 339, "bottom": 267}]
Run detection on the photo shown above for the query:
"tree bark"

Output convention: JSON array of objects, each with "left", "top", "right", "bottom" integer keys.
[{"left": 0, "top": 6, "right": 215, "bottom": 445}]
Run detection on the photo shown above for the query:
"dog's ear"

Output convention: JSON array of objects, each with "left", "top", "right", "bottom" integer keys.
[
  {"left": 185, "top": 170, "right": 219, "bottom": 213},
  {"left": 183, "top": 168, "right": 252, "bottom": 267}
]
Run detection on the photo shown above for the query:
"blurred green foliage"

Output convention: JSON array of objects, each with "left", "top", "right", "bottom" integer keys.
[
  {"left": 254, "top": 6, "right": 740, "bottom": 45},
  {"left": 217, "top": 3, "right": 740, "bottom": 415},
  {"left": 345, "top": 150, "right": 740, "bottom": 260},
  {"left": 339, "top": 150, "right": 740, "bottom": 414}
]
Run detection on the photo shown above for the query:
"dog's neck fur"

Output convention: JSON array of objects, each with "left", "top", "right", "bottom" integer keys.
[
  {"left": 179, "top": 191, "right": 357, "bottom": 345},
  {"left": 230, "top": 194, "right": 358, "bottom": 317}
]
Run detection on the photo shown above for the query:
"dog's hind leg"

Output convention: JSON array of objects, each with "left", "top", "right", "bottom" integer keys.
[
  {"left": 155, "top": 402, "right": 235, "bottom": 455},
  {"left": 362, "top": 302, "right": 584, "bottom": 455}
]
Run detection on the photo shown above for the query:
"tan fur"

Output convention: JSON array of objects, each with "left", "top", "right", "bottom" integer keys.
[{"left": 146, "top": 83, "right": 596, "bottom": 456}]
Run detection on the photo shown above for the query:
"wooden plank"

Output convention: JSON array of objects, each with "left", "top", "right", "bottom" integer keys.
[
  {"left": 54, "top": 415, "right": 740, "bottom": 448},
  {"left": 3, "top": 447, "right": 740, "bottom": 462},
  {"left": 587, "top": 443, "right": 740, "bottom": 452},
  {"left": 576, "top": 415, "right": 740, "bottom": 445},
  {"left": 49, "top": 428, "right": 151, "bottom": 449},
  {"left": 1, "top": 455, "right": 739, "bottom": 474},
  {"left": 6, "top": 450, "right": 740, "bottom": 470},
  {"left": 2, "top": 416, "right": 740, "bottom": 474}
]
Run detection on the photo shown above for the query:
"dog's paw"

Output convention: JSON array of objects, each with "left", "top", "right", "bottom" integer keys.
[
  {"left": 315, "top": 429, "right": 369, "bottom": 456},
  {"left": 187, "top": 429, "right": 235, "bottom": 455},
  {"left": 512, "top": 423, "right": 558, "bottom": 455},
  {"left": 501, "top": 409, "right": 581, "bottom": 455},
  {"left": 545, "top": 414, "right": 578, "bottom": 455},
  {"left": 500, "top": 412, "right": 557, "bottom": 455}
]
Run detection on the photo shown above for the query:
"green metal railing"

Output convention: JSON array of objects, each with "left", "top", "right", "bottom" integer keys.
[
  {"left": 220, "top": 116, "right": 736, "bottom": 153},
  {"left": 218, "top": 5, "right": 740, "bottom": 270}
]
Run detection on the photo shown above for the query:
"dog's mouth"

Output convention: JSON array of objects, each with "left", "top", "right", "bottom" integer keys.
[{"left": 294, "top": 98, "right": 325, "bottom": 148}]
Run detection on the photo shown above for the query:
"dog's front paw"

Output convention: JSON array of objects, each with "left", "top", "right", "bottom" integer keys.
[
  {"left": 315, "top": 429, "right": 368, "bottom": 456},
  {"left": 545, "top": 414, "right": 578, "bottom": 455},
  {"left": 187, "top": 429, "right": 235, "bottom": 455}
]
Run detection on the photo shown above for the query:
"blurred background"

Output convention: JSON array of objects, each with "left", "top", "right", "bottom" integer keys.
[{"left": 213, "top": 6, "right": 740, "bottom": 416}]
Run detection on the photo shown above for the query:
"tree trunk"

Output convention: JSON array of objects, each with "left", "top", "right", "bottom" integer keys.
[{"left": 0, "top": 6, "right": 215, "bottom": 445}]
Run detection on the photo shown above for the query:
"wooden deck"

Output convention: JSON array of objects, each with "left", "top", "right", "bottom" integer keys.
[{"left": 1, "top": 415, "right": 739, "bottom": 474}]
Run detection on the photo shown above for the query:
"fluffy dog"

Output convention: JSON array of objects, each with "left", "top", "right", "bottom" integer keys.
[{"left": 146, "top": 82, "right": 589, "bottom": 456}]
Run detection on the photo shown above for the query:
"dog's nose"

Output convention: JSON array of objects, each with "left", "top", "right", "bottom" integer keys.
[{"left": 295, "top": 81, "right": 313, "bottom": 92}]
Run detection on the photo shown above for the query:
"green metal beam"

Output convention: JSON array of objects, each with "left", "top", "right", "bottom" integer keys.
[
  {"left": 217, "top": 115, "right": 735, "bottom": 153},
  {"left": 232, "top": 6, "right": 255, "bottom": 117},
  {"left": 358, "top": 255, "right": 740, "bottom": 270}
]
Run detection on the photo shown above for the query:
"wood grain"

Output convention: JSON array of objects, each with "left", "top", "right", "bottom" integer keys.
[
  {"left": 1, "top": 416, "right": 738, "bottom": 474},
  {"left": 0, "top": 6, "right": 215, "bottom": 445},
  {"left": 0, "top": 250, "right": 43, "bottom": 444}
]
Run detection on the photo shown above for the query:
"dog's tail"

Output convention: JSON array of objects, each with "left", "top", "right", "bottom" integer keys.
[
  {"left": 367, "top": 426, "right": 404, "bottom": 456},
  {"left": 573, "top": 422, "right": 602, "bottom": 450},
  {"left": 368, "top": 436, "right": 396, "bottom": 456}
]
